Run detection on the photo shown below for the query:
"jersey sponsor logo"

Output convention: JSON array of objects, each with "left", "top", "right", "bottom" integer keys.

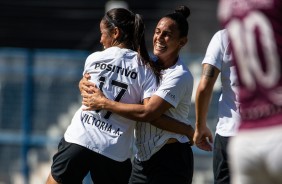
[
  {"left": 240, "top": 104, "right": 282, "bottom": 121},
  {"left": 162, "top": 89, "right": 176, "bottom": 100},
  {"left": 94, "top": 63, "right": 137, "bottom": 79},
  {"left": 81, "top": 112, "right": 121, "bottom": 136}
]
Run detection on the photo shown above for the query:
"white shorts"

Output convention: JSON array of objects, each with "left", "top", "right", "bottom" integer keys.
[{"left": 228, "top": 124, "right": 282, "bottom": 184}]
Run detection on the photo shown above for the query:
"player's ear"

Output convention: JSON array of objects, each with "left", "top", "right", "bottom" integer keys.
[
  {"left": 179, "top": 37, "right": 188, "bottom": 48},
  {"left": 112, "top": 27, "right": 121, "bottom": 40}
]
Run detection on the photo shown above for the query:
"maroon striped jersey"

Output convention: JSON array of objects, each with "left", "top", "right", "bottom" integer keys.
[{"left": 218, "top": 0, "right": 282, "bottom": 129}]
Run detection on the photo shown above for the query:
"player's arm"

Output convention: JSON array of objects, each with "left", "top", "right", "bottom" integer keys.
[
  {"left": 150, "top": 114, "right": 194, "bottom": 144},
  {"left": 79, "top": 73, "right": 95, "bottom": 94},
  {"left": 87, "top": 92, "right": 169, "bottom": 122},
  {"left": 81, "top": 85, "right": 194, "bottom": 142},
  {"left": 194, "top": 63, "right": 220, "bottom": 150},
  {"left": 195, "top": 63, "right": 220, "bottom": 129},
  {"left": 141, "top": 97, "right": 194, "bottom": 142},
  {"left": 80, "top": 73, "right": 172, "bottom": 122}
]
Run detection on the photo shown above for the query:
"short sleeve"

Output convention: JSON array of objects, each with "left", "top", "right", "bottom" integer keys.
[
  {"left": 154, "top": 71, "right": 191, "bottom": 108},
  {"left": 202, "top": 30, "right": 225, "bottom": 71},
  {"left": 141, "top": 69, "right": 158, "bottom": 100},
  {"left": 83, "top": 52, "right": 100, "bottom": 76}
]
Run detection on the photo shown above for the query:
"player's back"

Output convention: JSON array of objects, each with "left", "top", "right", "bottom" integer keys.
[
  {"left": 218, "top": 0, "right": 282, "bottom": 129},
  {"left": 64, "top": 47, "right": 157, "bottom": 161},
  {"left": 85, "top": 47, "right": 156, "bottom": 105}
]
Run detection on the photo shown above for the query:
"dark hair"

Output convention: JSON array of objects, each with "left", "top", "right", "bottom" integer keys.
[
  {"left": 164, "top": 5, "right": 190, "bottom": 37},
  {"left": 103, "top": 8, "right": 161, "bottom": 83}
]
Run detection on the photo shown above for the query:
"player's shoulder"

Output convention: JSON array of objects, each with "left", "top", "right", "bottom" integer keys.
[
  {"left": 171, "top": 59, "right": 193, "bottom": 80},
  {"left": 211, "top": 29, "right": 229, "bottom": 52},
  {"left": 171, "top": 67, "right": 194, "bottom": 88},
  {"left": 218, "top": 29, "right": 228, "bottom": 38},
  {"left": 213, "top": 29, "right": 228, "bottom": 43},
  {"left": 86, "top": 48, "right": 111, "bottom": 61}
]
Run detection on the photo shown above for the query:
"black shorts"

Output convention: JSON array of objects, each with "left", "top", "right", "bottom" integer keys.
[
  {"left": 129, "top": 142, "right": 194, "bottom": 184},
  {"left": 51, "top": 138, "right": 132, "bottom": 184}
]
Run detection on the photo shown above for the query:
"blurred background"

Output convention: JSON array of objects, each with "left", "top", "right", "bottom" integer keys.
[{"left": 0, "top": 0, "right": 221, "bottom": 183}]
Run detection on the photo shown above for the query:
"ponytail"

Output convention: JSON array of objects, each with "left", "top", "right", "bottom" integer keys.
[{"left": 133, "top": 14, "right": 162, "bottom": 84}]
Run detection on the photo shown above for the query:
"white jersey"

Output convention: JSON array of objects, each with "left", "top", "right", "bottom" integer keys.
[
  {"left": 64, "top": 47, "right": 157, "bottom": 162},
  {"left": 135, "top": 57, "right": 194, "bottom": 161},
  {"left": 202, "top": 30, "right": 240, "bottom": 136}
]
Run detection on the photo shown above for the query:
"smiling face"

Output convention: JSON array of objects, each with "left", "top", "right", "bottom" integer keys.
[
  {"left": 99, "top": 20, "right": 114, "bottom": 49},
  {"left": 153, "top": 17, "right": 187, "bottom": 66}
]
